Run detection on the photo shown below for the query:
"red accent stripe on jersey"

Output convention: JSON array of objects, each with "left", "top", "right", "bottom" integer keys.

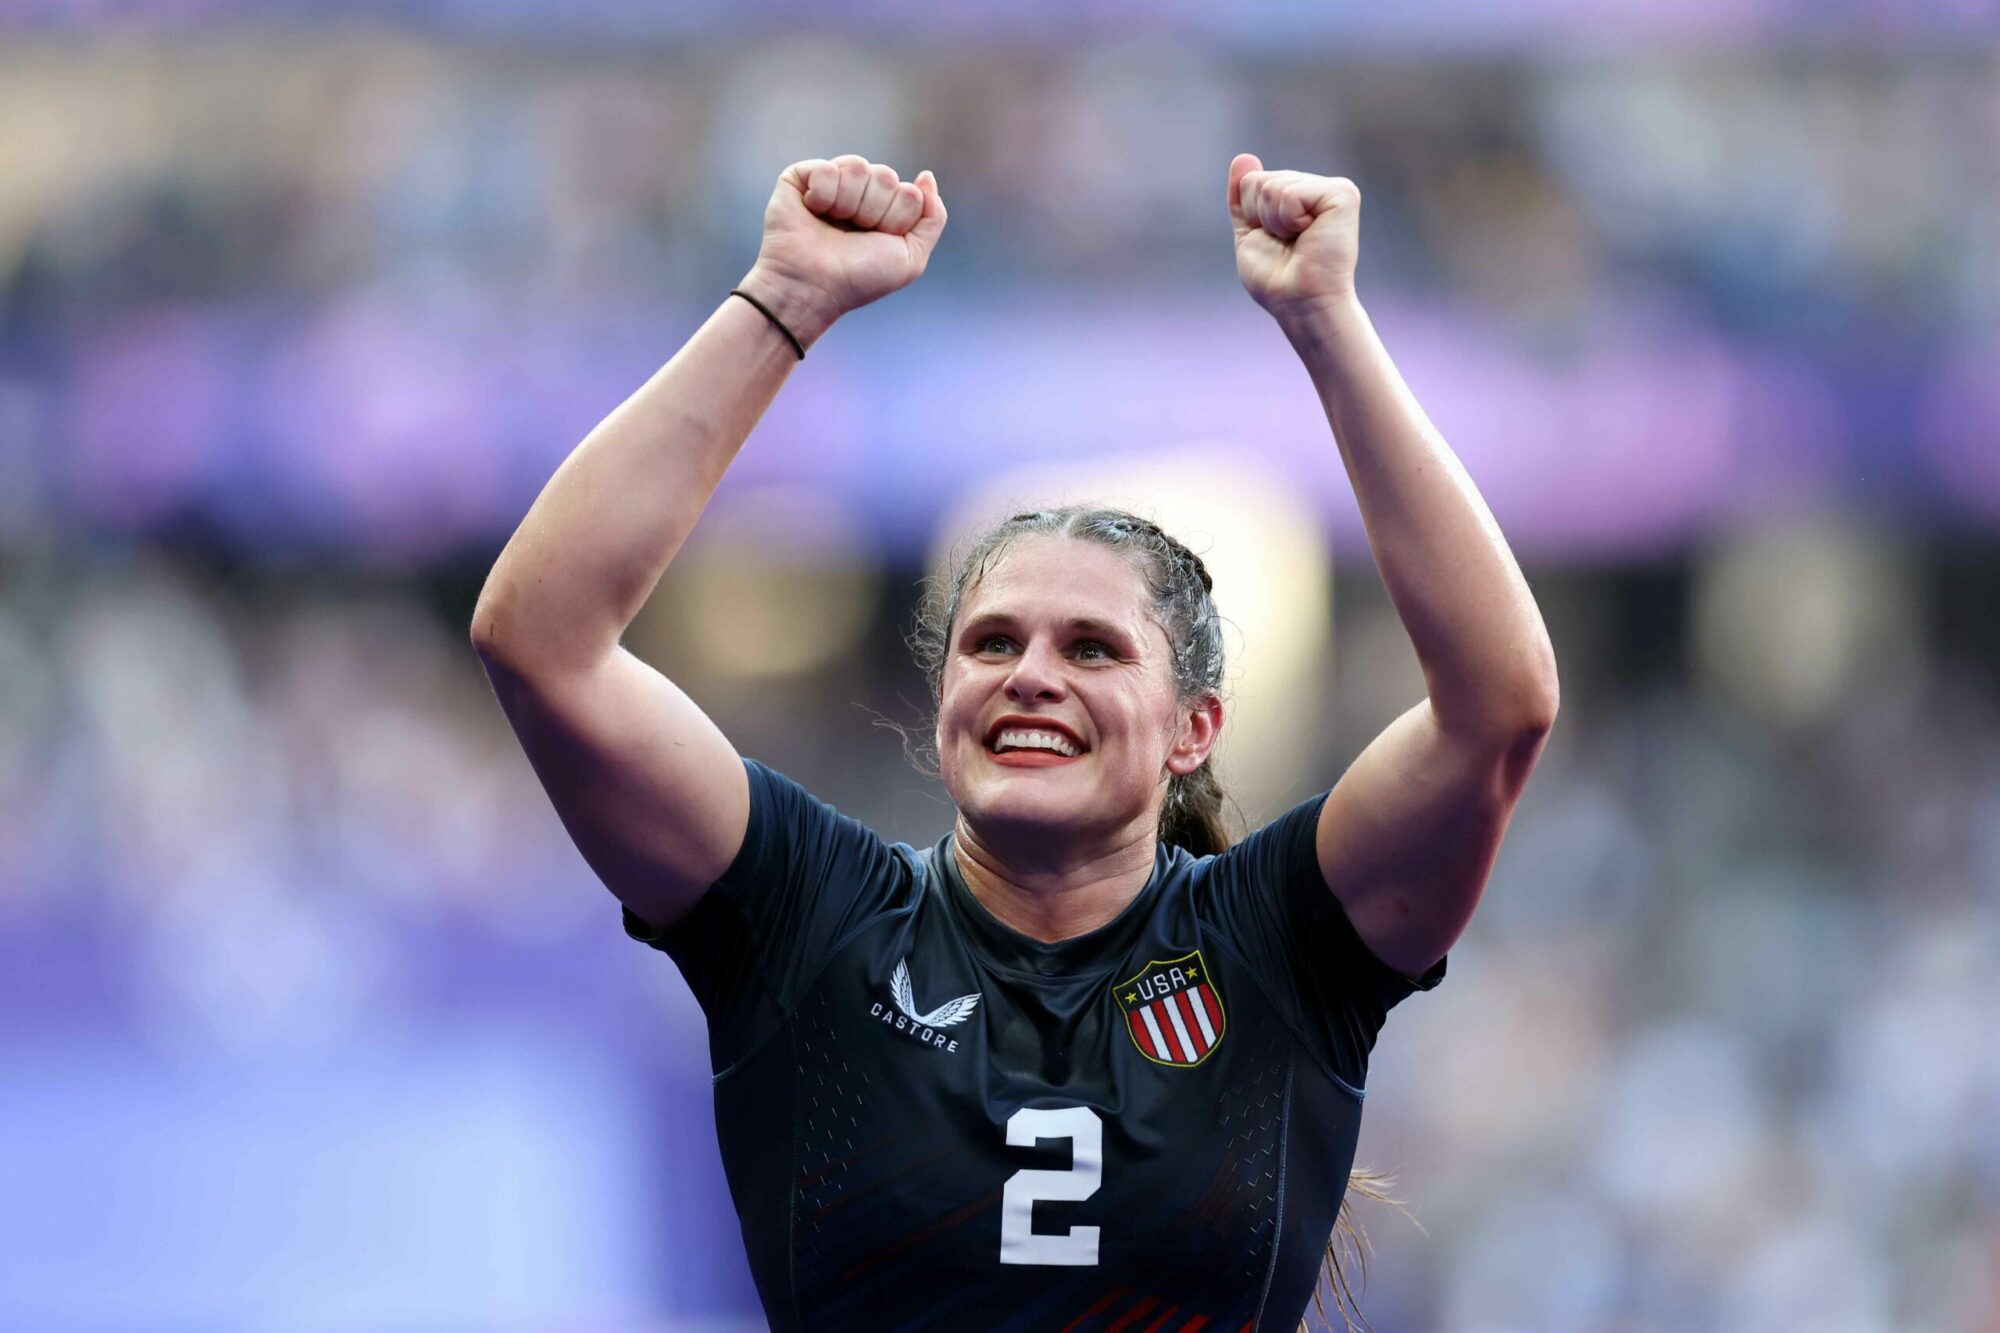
[
  {"left": 1139, "top": 1305, "right": 1181, "bottom": 1333},
  {"left": 1062, "top": 1286, "right": 1130, "bottom": 1332},
  {"left": 1127, "top": 1010, "right": 1158, "bottom": 1059},
  {"left": 1104, "top": 1295, "right": 1160, "bottom": 1333},
  {"left": 1176, "top": 1317, "right": 1210, "bottom": 1332},
  {"left": 840, "top": 1187, "right": 1001, "bottom": 1283}
]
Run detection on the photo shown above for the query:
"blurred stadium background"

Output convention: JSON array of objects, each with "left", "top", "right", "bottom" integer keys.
[{"left": 3, "top": 4, "right": 1999, "bottom": 1330}]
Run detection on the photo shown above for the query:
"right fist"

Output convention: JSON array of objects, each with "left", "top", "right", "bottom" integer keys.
[{"left": 742, "top": 156, "right": 947, "bottom": 342}]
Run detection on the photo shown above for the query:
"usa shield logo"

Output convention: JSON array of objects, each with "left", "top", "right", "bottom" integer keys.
[{"left": 1113, "top": 950, "right": 1225, "bottom": 1067}]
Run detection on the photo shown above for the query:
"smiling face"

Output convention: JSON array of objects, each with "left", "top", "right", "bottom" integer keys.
[{"left": 935, "top": 533, "right": 1220, "bottom": 853}]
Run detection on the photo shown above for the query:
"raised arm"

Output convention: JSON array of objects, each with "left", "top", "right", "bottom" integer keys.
[
  {"left": 471, "top": 155, "right": 945, "bottom": 931},
  {"left": 1227, "top": 153, "right": 1559, "bottom": 979}
]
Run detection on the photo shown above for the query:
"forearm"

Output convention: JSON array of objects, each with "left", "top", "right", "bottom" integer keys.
[
  {"left": 471, "top": 274, "right": 836, "bottom": 674},
  {"left": 1281, "top": 296, "right": 1558, "bottom": 738}
]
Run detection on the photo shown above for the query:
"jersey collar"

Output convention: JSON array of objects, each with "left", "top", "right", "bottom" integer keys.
[{"left": 930, "top": 832, "right": 1173, "bottom": 979}]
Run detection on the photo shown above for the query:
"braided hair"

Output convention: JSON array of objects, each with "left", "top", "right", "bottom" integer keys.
[{"left": 908, "top": 504, "right": 1231, "bottom": 855}]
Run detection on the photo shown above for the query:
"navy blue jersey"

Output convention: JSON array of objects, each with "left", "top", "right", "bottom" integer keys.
[{"left": 624, "top": 758, "right": 1446, "bottom": 1332}]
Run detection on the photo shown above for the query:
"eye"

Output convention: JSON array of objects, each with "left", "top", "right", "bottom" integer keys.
[{"left": 968, "top": 634, "right": 1115, "bottom": 660}]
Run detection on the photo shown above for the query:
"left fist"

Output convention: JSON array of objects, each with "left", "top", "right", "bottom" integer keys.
[{"left": 1227, "top": 153, "right": 1360, "bottom": 320}]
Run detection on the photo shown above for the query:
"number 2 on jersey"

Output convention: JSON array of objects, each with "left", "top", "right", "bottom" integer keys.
[{"left": 998, "top": 1106, "right": 1102, "bottom": 1266}]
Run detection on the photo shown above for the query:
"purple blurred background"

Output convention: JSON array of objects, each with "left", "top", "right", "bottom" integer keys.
[{"left": 3, "top": 7, "right": 1999, "bottom": 1332}]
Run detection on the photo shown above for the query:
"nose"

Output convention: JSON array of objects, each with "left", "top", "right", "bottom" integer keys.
[{"left": 1003, "top": 638, "right": 1067, "bottom": 703}]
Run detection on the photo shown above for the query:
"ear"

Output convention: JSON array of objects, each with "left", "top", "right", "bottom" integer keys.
[{"left": 1166, "top": 694, "right": 1225, "bottom": 776}]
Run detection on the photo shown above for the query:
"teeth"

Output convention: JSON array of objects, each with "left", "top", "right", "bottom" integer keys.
[{"left": 993, "top": 728, "right": 1081, "bottom": 757}]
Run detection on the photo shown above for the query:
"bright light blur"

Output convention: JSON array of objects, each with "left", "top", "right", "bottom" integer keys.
[
  {"left": 637, "top": 486, "right": 884, "bottom": 682},
  {"left": 2, "top": 9, "right": 1998, "bottom": 1333}
]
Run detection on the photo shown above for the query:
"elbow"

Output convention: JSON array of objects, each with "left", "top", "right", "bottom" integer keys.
[
  {"left": 1485, "top": 576, "right": 1562, "bottom": 732},
  {"left": 468, "top": 590, "right": 494, "bottom": 655},
  {"left": 1492, "top": 660, "right": 1557, "bottom": 803},
  {"left": 468, "top": 582, "right": 615, "bottom": 681},
  {"left": 1448, "top": 643, "right": 1557, "bottom": 807},
  {"left": 1412, "top": 633, "right": 1560, "bottom": 804},
  {"left": 469, "top": 602, "right": 536, "bottom": 700},
  {"left": 469, "top": 554, "right": 540, "bottom": 665},
  {"left": 468, "top": 585, "right": 513, "bottom": 666},
  {"left": 1514, "top": 655, "right": 1560, "bottom": 740},
  {"left": 1443, "top": 641, "right": 1559, "bottom": 744}
]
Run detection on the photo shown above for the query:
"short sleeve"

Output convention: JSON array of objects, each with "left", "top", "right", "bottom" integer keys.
[
  {"left": 621, "top": 757, "right": 910, "bottom": 1070},
  {"left": 1193, "top": 790, "right": 1446, "bottom": 1095}
]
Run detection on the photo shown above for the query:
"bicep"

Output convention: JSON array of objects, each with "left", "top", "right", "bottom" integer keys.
[
  {"left": 476, "top": 644, "right": 749, "bottom": 933},
  {"left": 1315, "top": 697, "right": 1549, "bottom": 978}
]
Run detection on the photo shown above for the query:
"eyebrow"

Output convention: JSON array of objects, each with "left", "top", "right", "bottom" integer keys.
[{"left": 957, "top": 612, "right": 1136, "bottom": 643}]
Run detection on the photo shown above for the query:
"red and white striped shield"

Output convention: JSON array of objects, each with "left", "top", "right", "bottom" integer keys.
[{"left": 1113, "top": 950, "right": 1225, "bottom": 1067}]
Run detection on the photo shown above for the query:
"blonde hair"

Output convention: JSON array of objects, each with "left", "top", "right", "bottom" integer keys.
[{"left": 1304, "top": 1166, "right": 1426, "bottom": 1332}]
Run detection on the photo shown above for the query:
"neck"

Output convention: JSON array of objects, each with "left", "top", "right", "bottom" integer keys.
[{"left": 949, "top": 820, "right": 1158, "bottom": 944}]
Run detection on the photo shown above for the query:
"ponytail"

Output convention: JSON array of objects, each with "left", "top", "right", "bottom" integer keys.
[{"left": 1159, "top": 757, "right": 1229, "bottom": 858}]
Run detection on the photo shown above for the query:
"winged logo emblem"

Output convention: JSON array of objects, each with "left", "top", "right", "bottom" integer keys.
[{"left": 890, "top": 958, "right": 981, "bottom": 1028}]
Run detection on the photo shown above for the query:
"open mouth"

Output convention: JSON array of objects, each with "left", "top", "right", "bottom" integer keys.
[{"left": 983, "top": 720, "right": 1088, "bottom": 764}]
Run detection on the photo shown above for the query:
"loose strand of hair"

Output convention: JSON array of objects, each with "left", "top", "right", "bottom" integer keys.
[{"left": 1302, "top": 1167, "right": 1425, "bottom": 1333}]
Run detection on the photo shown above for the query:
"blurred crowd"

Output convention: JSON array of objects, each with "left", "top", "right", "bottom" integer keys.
[
  {"left": 2, "top": 542, "right": 1996, "bottom": 1330},
  {"left": 4, "top": 18, "right": 2000, "bottom": 1333},
  {"left": 1, "top": 37, "right": 1998, "bottom": 554},
  {"left": 2, "top": 37, "right": 1992, "bottom": 334}
]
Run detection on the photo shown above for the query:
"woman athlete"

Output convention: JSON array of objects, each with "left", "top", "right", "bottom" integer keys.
[{"left": 472, "top": 153, "right": 1558, "bottom": 1331}]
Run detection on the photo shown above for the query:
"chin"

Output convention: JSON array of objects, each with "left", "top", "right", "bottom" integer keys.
[
  {"left": 950, "top": 765, "right": 1077, "bottom": 825},
  {"left": 966, "top": 797, "right": 1092, "bottom": 843},
  {"left": 973, "top": 776, "right": 1138, "bottom": 838}
]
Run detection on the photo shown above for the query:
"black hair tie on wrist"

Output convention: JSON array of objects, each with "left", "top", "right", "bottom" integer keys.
[{"left": 729, "top": 288, "right": 806, "bottom": 360}]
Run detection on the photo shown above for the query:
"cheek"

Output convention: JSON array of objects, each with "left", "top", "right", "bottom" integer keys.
[
  {"left": 937, "top": 681, "right": 977, "bottom": 747},
  {"left": 1106, "top": 687, "right": 1162, "bottom": 742}
]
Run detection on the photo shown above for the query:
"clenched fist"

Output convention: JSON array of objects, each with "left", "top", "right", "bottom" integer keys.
[
  {"left": 1227, "top": 153, "right": 1361, "bottom": 322},
  {"left": 736, "top": 155, "right": 947, "bottom": 350}
]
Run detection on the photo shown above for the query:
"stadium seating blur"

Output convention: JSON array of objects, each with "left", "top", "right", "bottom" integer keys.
[{"left": 1, "top": 10, "right": 1995, "bottom": 1330}]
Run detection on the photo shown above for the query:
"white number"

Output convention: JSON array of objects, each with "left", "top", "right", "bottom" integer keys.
[{"left": 998, "top": 1106, "right": 1102, "bottom": 1266}]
